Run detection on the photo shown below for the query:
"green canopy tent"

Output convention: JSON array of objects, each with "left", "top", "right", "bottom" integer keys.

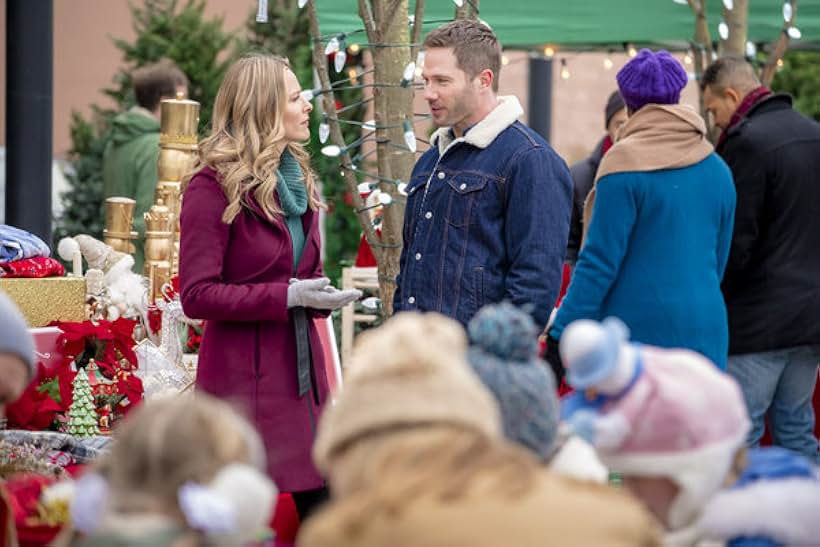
[{"left": 316, "top": 0, "right": 820, "bottom": 48}]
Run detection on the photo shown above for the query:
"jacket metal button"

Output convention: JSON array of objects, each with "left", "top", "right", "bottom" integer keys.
[
  {"left": 425, "top": 211, "right": 432, "bottom": 219},
  {"left": 408, "top": 296, "right": 416, "bottom": 304},
  {"left": 437, "top": 172, "right": 445, "bottom": 180},
  {"left": 415, "top": 253, "right": 422, "bottom": 260},
  {"left": 459, "top": 183, "right": 466, "bottom": 190}
]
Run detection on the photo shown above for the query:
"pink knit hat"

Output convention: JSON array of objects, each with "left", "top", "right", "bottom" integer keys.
[{"left": 599, "top": 346, "right": 750, "bottom": 529}]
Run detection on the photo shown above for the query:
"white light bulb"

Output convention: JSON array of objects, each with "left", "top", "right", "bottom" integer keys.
[
  {"left": 502, "top": 55, "right": 510, "bottom": 66},
  {"left": 452, "top": 0, "right": 464, "bottom": 6},
  {"left": 603, "top": 57, "right": 613, "bottom": 70},
  {"left": 319, "top": 122, "right": 330, "bottom": 144},
  {"left": 325, "top": 37, "right": 340, "bottom": 55},
  {"left": 684, "top": 53, "right": 693, "bottom": 65},
  {"left": 321, "top": 145, "right": 342, "bottom": 157},
  {"left": 334, "top": 50, "right": 347, "bottom": 72},
  {"left": 362, "top": 119, "right": 376, "bottom": 132},
  {"left": 718, "top": 20, "right": 729, "bottom": 40},
  {"left": 408, "top": 14, "right": 414, "bottom": 25},
  {"left": 783, "top": 2, "right": 793, "bottom": 23},
  {"left": 378, "top": 193, "right": 393, "bottom": 205},
  {"left": 745, "top": 42, "right": 757, "bottom": 58},
  {"left": 357, "top": 182, "right": 371, "bottom": 194},
  {"left": 561, "top": 68, "right": 570, "bottom": 80},
  {"left": 398, "top": 183, "right": 408, "bottom": 194},
  {"left": 672, "top": 0, "right": 688, "bottom": 4},
  {"left": 298, "top": 0, "right": 309, "bottom": 7},
  {"left": 723, "top": 0, "right": 733, "bottom": 10},
  {"left": 361, "top": 297, "right": 380, "bottom": 310},
  {"left": 788, "top": 26, "right": 802, "bottom": 39},
  {"left": 416, "top": 50, "right": 425, "bottom": 67},
  {"left": 403, "top": 120, "right": 416, "bottom": 153},
  {"left": 403, "top": 62, "right": 416, "bottom": 82}
]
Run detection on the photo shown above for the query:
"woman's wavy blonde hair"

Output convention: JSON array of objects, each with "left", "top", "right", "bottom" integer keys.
[{"left": 186, "top": 53, "right": 323, "bottom": 223}]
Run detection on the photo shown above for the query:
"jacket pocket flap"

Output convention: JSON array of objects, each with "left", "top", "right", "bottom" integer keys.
[{"left": 447, "top": 174, "right": 488, "bottom": 195}]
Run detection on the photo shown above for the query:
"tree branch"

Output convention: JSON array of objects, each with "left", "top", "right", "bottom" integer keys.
[
  {"left": 761, "top": 0, "right": 797, "bottom": 86},
  {"left": 358, "top": 0, "right": 378, "bottom": 42},
  {"left": 410, "top": 0, "right": 425, "bottom": 59},
  {"left": 306, "top": 0, "right": 382, "bottom": 262}
]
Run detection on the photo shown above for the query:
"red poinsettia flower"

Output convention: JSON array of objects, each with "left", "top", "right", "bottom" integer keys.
[{"left": 5, "top": 363, "right": 75, "bottom": 431}]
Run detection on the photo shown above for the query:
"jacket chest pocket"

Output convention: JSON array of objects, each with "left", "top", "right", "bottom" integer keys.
[{"left": 445, "top": 174, "right": 489, "bottom": 227}]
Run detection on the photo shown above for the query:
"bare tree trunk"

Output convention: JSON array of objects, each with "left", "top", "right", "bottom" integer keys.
[
  {"left": 367, "top": 0, "right": 413, "bottom": 316},
  {"left": 721, "top": 0, "right": 748, "bottom": 57},
  {"left": 761, "top": 0, "right": 797, "bottom": 86},
  {"left": 454, "top": 0, "right": 479, "bottom": 20},
  {"left": 688, "top": 0, "right": 715, "bottom": 129}
]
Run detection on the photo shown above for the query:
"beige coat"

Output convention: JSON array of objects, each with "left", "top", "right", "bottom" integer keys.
[{"left": 298, "top": 469, "right": 662, "bottom": 547}]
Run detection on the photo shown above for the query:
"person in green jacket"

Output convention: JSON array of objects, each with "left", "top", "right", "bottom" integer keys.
[{"left": 102, "top": 60, "right": 188, "bottom": 271}]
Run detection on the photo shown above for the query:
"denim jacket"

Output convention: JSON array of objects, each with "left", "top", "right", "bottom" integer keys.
[{"left": 393, "top": 96, "right": 572, "bottom": 329}]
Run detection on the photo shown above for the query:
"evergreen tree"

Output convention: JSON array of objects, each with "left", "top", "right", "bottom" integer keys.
[
  {"left": 772, "top": 50, "right": 820, "bottom": 122},
  {"left": 55, "top": 0, "right": 235, "bottom": 246},
  {"left": 67, "top": 370, "right": 100, "bottom": 438}
]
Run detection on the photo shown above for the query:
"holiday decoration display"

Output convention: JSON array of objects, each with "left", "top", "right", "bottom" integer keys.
[
  {"left": 0, "top": 277, "right": 87, "bottom": 327},
  {"left": 102, "top": 197, "right": 139, "bottom": 255},
  {"left": 66, "top": 371, "right": 100, "bottom": 438}
]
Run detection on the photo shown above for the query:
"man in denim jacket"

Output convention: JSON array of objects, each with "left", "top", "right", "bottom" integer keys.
[{"left": 393, "top": 20, "right": 572, "bottom": 330}]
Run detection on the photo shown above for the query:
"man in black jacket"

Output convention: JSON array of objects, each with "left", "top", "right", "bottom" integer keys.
[
  {"left": 565, "top": 91, "right": 627, "bottom": 265},
  {"left": 702, "top": 57, "right": 820, "bottom": 462}
]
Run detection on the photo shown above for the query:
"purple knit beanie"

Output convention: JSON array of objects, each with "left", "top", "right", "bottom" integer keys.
[{"left": 616, "top": 49, "right": 688, "bottom": 112}]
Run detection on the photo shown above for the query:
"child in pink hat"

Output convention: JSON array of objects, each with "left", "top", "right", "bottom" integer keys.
[{"left": 560, "top": 317, "right": 820, "bottom": 545}]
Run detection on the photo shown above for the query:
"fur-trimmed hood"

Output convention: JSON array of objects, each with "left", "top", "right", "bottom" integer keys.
[{"left": 431, "top": 95, "right": 524, "bottom": 155}]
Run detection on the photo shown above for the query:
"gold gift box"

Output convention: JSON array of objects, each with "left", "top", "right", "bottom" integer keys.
[{"left": 0, "top": 277, "right": 87, "bottom": 327}]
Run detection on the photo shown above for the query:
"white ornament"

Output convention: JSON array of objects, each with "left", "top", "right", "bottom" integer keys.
[
  {"left": 783, "top": 2, "right": 793, "bottom": 23},
  {"left": 787, "top": 26, "right": 802, "bottom": 39},
  {"left": 319, "top": 122, "right": 330, "bottom": 143},
  {"left": 334, "top": 50, "right": 347, "bottom": 73},
  {"left": 321, "top": 145, "right": 342, "bottom": 157}
]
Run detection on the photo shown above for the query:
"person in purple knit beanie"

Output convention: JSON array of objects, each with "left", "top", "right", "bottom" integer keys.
[{"left": 616, "top": 49, "right": 688, "bottom": 112}]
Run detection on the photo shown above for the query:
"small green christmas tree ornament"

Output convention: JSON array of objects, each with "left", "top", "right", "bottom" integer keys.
[{"left": 67, "top": 368, "right": 100, "bottom": 438}]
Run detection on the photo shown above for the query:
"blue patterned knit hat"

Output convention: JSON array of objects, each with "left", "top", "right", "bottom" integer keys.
[{"left": 467, "top": 302, "right": 559, "bottom": 459}]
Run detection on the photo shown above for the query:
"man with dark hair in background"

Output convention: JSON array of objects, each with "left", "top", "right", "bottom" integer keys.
[
  {"left": 103, "top": 60, "right": 188, "bottom": 271},
  {"left": 702, "top": 57, "right": 820, "bottom": 462},
  {"left": 394, "top": 19, "right": 572, "bottom": 331}
]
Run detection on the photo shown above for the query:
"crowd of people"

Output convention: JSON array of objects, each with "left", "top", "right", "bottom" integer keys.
[{"left": 2, "top": 15, "right": 818, "bottom": 547}]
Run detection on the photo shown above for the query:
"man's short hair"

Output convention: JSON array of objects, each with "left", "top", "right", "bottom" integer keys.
[
  {"left": 132, "top": 60, "right": 189, "bottom": 111},
  {"left": 700, "top": 57, "right": 760, "bottom": 94},
  {"left": 423, "top": 20, "right": 502, "bottom": 92}
]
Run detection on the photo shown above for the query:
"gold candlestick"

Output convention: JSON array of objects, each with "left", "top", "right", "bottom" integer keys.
[
  {"left": 103, "top": 197, "right": 138, "bottom": 254},
  {"left": 144, "top": 200, "right": 174, "bottom": 304},
  {"left": 156, "top": 92, "right": 200, "bottom": 276}
]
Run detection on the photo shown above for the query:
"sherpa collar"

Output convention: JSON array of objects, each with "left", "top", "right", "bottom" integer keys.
[{"left": 432, "top": 95, "right": 524, "bottom": 155}]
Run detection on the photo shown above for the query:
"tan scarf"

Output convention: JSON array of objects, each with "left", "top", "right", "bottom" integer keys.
[{"left": 581, "top": 104, "right": 713, "bottom": 244}]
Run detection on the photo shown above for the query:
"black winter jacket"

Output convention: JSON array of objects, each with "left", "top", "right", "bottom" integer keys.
[{"left": 718, "top": 94, "right": 820, "bottom": 354}]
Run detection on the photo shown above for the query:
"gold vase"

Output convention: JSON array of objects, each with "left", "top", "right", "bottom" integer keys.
[{"left": 103, "top": 197, "right": 139, "bottom": 254}]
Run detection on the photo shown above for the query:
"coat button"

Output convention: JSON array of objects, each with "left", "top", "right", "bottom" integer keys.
[
  {"left": 425, "top": 211, "right": 432, "bottom": 219},
  {"left": 408, "top": 296, "right": 416, "bottom": 304},
  {"left": 459, "top": 183, "right": 467, "bottom": 190},
  {"left": 415, "top": 253, "right": 422, "bottom": 260},
  {"left": 437, "top": 172, "right": 445, "bottom": 180}
]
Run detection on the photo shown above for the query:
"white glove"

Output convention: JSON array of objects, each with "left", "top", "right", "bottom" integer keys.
[{"left": 286, "top": 277, "right": 362, "bottom": 310}]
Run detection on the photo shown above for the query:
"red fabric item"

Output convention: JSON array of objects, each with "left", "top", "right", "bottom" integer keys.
[
  {"left": 600, "top": 134, "right": 614, "bottom": 156},
  {"left": 1, "top": 475, "right": 61, "bottom": 547},
  {"left": 270, "top": 492, "right": 300, "bottom": 544},
  {"left": 554, "top": 263, "right": 572, "bottom": 307},
  {"left": 354, "top": 234, "right": 378, "bottom": 267},
  {"left": 0, "top": 257, "right": 64, "bottom": 278},
  {"left": 716, "top": 86, "right": 772, "bottom": 149}
]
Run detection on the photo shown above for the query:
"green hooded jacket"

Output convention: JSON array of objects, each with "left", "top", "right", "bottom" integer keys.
[{"left": 102, "top": 106, "right": 161, "bottom": 272}]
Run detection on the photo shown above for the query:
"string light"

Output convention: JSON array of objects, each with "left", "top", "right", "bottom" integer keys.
[
  {"left": 362, "top": 120, "right": 376, "bottom": 132},
  {"left": 401, "top": 62, "right": 416, "bottom": 87},
  {"left": 453, "top": 0, "right": 464, "bottom": 6},
  {"left": 543, "top": 46, "right": 555, "bottom": 58},
  {"left": 318, "top": 115, "right": 330, "bottom": 144},
  {"left": 603, "top": 51, "right": 614, "bottom": 70},
  {"left": 348, "top": 43, "right": 361, "bottom": 54},
  {"left": 502, "top": 55, "right": 510, "bottom": 66},
  {"left": 627, "top": 44, "right": 638, "bottom": 58},
  {"left": 684, "top": 53, "right": 693, "bottom": 65},
  {"left": 672, "top": 0, "right": 688, "bottom": 4},
  {"left": 783, "top": 1, "right": 793, "bottom": 23},
  {"left": 787, "top": 26, "right": 802, "bottom": 39},
  {"left": 325, "top": 36, "right": 342, "bottom": 55},
  {"left": 347, "top": 67, "right": 359, "bottom": 85},
  {"left": 298, "top": 0, "right": 309, "bottom": 8},
  {"left": 723, "top": 0, "right": 733, "bottom": 9},
  {"left": 745, "top": 42, "right": 757, "bottom": 58},
  {"left": 777, "top": 58, "right": 784, "bottom": 68},
  {"left": 334, "top": 50, "right": 348, "bottom": 72},
  {"left": 718, "top": 19, "right": 729, "bottom": 40},
  {"left": 378, "top": 193, "right": 393, "bottom": 205},
  {"left": 560, "top": 59, "right": 570, "bottom": 80},
  {"left": 403, "top": 119, "right": 417, "bottom": 153}
]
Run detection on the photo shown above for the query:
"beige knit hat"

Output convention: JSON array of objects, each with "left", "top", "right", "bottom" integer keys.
[{"left": 313, "top": 312, "right": 502, "bottom": 473}]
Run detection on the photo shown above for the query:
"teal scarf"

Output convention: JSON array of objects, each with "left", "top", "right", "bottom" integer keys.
[{"left": 276, "top": 149, "right": 309, "bottom": 270}]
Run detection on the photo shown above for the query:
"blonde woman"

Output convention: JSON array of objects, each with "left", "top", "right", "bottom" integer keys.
[
  {"left": 66, "top": 395, "right": 276, "bottom": 546},
  {"left": 179, "top": 54, "right": 360, "bottom": 520}
]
